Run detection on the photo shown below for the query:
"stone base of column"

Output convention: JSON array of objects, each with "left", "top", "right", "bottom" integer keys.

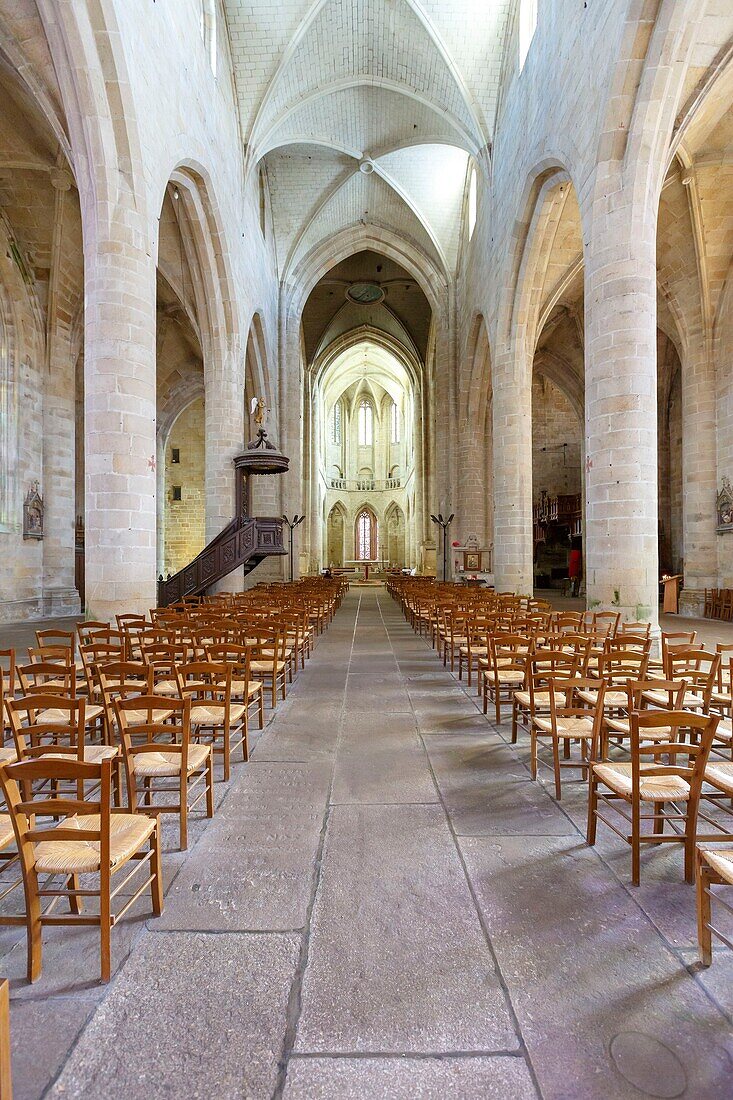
[
  {"left": 0, "top": 588, "right": 81, "bottom": 624},
  {"left": 678, "top": 588, "right": 705, "bottom": 619}
]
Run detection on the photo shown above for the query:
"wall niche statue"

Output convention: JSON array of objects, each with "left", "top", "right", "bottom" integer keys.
[
  {"left": 23, "top": 481, "right": 43, "bottom": 540},
  {"left": 717, "top": 476, "right": 733, "bottom": 533}
]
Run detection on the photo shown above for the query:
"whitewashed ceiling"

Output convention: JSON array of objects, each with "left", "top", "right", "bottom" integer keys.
[{"left": 224, "top": 0, "right": 512, "bottom": 281}]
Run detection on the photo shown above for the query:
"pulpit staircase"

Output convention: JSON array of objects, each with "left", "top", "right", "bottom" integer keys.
[
  {"left": 157, "top": 514, "right": 286, "bottom": 606},
  {"left": 157, "top": 427, "right": 290, "bottom": 607}
]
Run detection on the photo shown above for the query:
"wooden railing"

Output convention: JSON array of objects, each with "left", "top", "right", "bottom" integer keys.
[{"left": 157, "top": 515, "right": 286, "bottom": 606}]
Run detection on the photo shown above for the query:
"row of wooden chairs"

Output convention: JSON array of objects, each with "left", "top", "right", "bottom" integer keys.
[
  {"left": 388, "top": 577, "right": 733, "bottom": 969},
  {"left": 0, "top": 576, "right": 348, "bottom": 984},
  {"left": 704, "top": 588, "right": 733, "bottom": 620}
]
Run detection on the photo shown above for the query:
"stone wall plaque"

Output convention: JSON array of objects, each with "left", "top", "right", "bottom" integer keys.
[
  {"left": 717, "top": 476, "right": 733, "bottom": 533},
  {"left": 23, "top": 481, "right": 43, "bottom": 540}
]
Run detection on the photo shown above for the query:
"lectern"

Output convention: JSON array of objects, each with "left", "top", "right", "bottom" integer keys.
[{"left": 662, "top": 574, "right": 683, "bottom": 614}]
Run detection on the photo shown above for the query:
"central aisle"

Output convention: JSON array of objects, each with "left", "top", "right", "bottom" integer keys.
[{"left": 48, "top": 589, "right": 730, "bottom": 1100}]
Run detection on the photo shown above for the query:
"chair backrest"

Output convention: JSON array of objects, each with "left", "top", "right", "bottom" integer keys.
[
  {"left": 597, "top": 649, "right": 649, "bottom": 686},
  {"left": 6, "top": 694, "right": 86, "bottom": 761},
  {"left": 625, "top": 679, "right": 687, "bottom": 712},
  {"left": 27, "top": 645, "right": 72, "bottom": 666},
  {"left": 661, "top": 631, "right": 698, "bottom": 669},
  {"left": 666, "top": 648, "right": 720, "bottom": 700},
  {"left": 17, "top": 661, "right": 76, "bottom": 697},
  {"left": 618, "top": 621, "right": 651, "bottom": 639},
  {"left": 628, "top": 711, "right": 718, "bottom": 800},
  {"left": 114, "top": 694, "right": 191, "bottom": 768},
  {"left": 0, "top": 756, "right": 112, "bottom": 877},
  {"left": 35, "top": 629, "right": 75, "bottom": 659},
  {"left": 548, "top": 676, "right": 606, "bottom": 738},
  {"left": 0, "top": 649, "right": 15, "bottom": 697},
  {"left": 205, "top": 643, "right": 252, "bottom": 682},
  {"left": 175, "top": 662, "right": 232, "bottom": 705}
]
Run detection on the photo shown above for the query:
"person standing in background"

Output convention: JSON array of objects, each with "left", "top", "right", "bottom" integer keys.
[{"left": 568, "top": 538, "right": 582, "bottom": 597}]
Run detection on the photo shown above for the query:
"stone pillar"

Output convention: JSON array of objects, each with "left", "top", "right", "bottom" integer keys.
[
  {"left": 205, "top": 334, "right": 244, "bottom": 540},
  {"left": 584, "top": 196, "right": 659, "bottom": 629},
  {"left": 84, "top": 221, "right": 157, "bottom": 621},
  {"left": 42, "top": 172, "right": 81, "bottom": 616},
  {"left": 679, "top": 335, "right": 717, "bottom": 616},
  {"left": 456, "top": 410, "right": 488, "bottom": 549},
  {"left": 492, "top": 344, "right": 533, "bottom": 594}
]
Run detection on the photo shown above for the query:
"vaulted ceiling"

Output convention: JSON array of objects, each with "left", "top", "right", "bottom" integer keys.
[{"left": 224, "top": 0, "right": 512, "bottom": 283}]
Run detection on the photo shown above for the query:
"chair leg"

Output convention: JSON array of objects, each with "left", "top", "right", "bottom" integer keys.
[
  {"left": 684, "top": 814, "right": 695, "bottom": 885},
  {"left": 223, "top": 724, "right": 230, "bottom": 782},
  {"left": 530, "top": 728, "right": 538, "bottom": 780},
  {"left": 179, "top": 773, "right": 188, "bottom": 851},
  {"left": 100, "top": 877, "right": 111, "bottom": 983},
  {"left": 150, "top": 822, "right": 164, "bottom": 916},
  {"left": 652, "top": 800, "right": 664, "bottom": 843},
  {"left": 586, "top": 778, "right": 598, "bottom": 845},
  {"left": 552, "top": 737, "right": 562, "bottom": 800},
  {"left": 68, "top": 873, "right": 82, "bottom": 914},
  {"left": 25, "top": 875, "right": 43, "bottom": 983},
  {"left": 258, "top": 692, "right": 264, "bottom": 729},
  {"left": 206, "top": 755, "right": 214, "bottom": 818},
  {"left": 696, "top": 853, "right": 713, "bottom": 966},
  {"left": 631, "top": 798, "right": 641, "bottom": 886}
]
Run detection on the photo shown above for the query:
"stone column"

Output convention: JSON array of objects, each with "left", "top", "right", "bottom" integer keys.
[
  {"left": 492, "top": 343, "right": 533, "bottom": 595},
  {"left": 679, "top": 335, "right": 717, "bottom": 616},
  {"left": 584, "top": 195, "right": 659, "bottom": 629},
  {"left": 84, "top": 221, "right": 157, "bottom": 621},
  {"left": 204, "top": 332, "right": 245, "bottom": 590},
  {"left": 42, "top": 172, "right": 81, "bottom": 616}
]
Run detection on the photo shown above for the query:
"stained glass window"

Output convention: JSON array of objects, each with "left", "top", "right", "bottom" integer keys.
[
  {"left": 358, "top": 399, "right": 373, "bottom": 446},
  {"left": 357, "top": 509, "right": 372, "bottom": 560}
]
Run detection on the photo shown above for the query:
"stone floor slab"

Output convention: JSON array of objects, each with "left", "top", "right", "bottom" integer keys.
[
  {"left": 49, "top": 931, "right": 300, "bottom": 1099},
  {"left": 295, "top": 803, "right": 518, "bottom": 1053},
  {"left": 283, "top": 1055, "right": 538, "bottom": 1098},
  {"left": 331, "top": 745, "right": 437, "bottom": 804},
  {"left": 460, "top": 835, "right": 733, "bottom": 1099}
]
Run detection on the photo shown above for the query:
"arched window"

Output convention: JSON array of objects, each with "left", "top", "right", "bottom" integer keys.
[
  {"left": 201, "top": 0, "right": 217, "bottom": 75},
  {"left": 332, "top": 400, "right": 341, "bottom": 444},
  {"left": 358, "top": 399, "right": 373, "bottom": 446},
  {"left": 519, "top": 0, "right": 538, "bottom": 72},
  {"left": 357, "top": 509, "right": 376, "bottom": 560},
  {"left": 391, "top": 401, "right": 400, "bottom": 444},
  {"left": 467, "top": 167, "right": 477, "bottom": 240}
]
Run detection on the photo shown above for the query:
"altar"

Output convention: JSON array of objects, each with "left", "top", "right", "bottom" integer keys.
[{"left": 345, "top": 559, "right": 387, "bottom": 580}]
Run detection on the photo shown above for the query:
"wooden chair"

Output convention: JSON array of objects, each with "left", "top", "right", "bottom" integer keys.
[
  {"left": 175, "top": 662, "right": 246, "bottom": 781},
  {"left": 480, "top": 634, "right": 531, "bottom": 723},
  {"left": 512, "top": 649, "right": 578, "bottom": 744},
  {"left": 531, "top": 677, "right": 606, "bottom": 799},
  {"left": 696, "top": 845, "right": 733, "bottom": 965},
  {"left": 247, "top": 629, "right": 288, "bottom": 709},
  {"left": 603, "top": 679, "right": 687, "bottom": 759},
  {"left": 660, "top": 631, "right": 698, "bottom": 675},
  {"left": 35, "top": 629, "right": 80, "bottom": 673},
  {"left": 587, "top": 710, "right": 718, "bottom": 885},
  {"left": 114, "top": 695, "right": 213, "bottom": 850},
  {"left": 205, "top": 644, "right": 264, "bottom": 740},
  {"left": 5, "top": 696, "right": 119, "bottom": 803},
  {"left": 656, "top": 648, "right": 720, "bottom": 714},
  {"left": 17, "top": 660, "right": 77, "bottom": 699},
  {"left": 0, "top": 756, "right": 162, "bottom": 982}
]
